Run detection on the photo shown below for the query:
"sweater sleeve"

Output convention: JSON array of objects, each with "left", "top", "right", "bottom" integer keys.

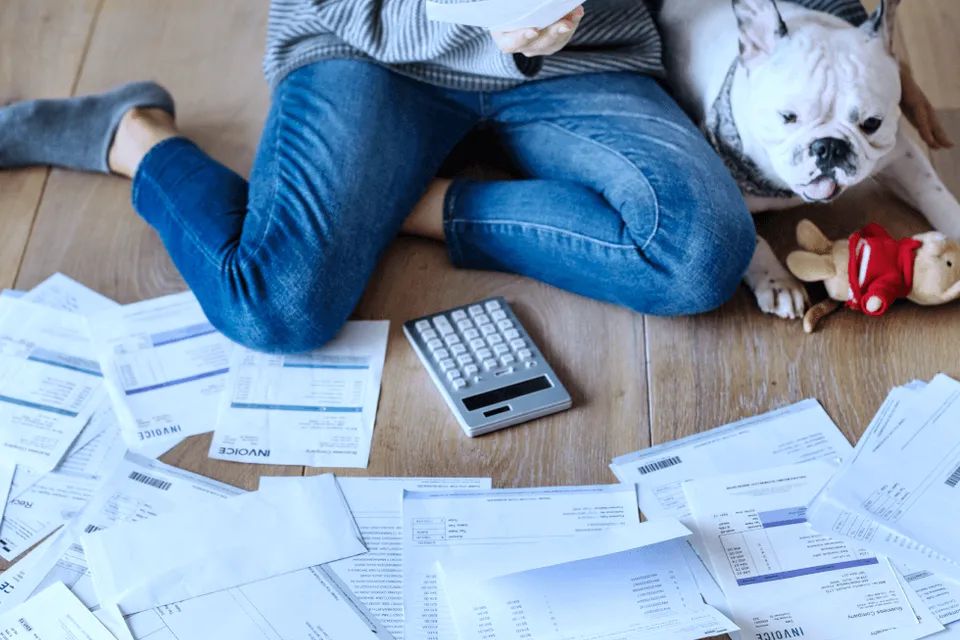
[{"left": 788, "top": 0, "right": 869, "bottom": 25}]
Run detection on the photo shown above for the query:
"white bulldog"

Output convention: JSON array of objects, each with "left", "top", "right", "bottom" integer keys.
[{"left": 657, "top": 0, "right": 960, "bottom": 318}]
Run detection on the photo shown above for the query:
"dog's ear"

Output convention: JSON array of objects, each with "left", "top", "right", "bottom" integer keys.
[
  {"left": 731, "top": 0, "right": 788, "bottom": 68},
  {"left": 861, "top": 0, "right": 901, "bottom": 53}
]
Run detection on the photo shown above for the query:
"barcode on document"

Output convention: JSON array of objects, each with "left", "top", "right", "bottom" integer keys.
[
  {"left": 84, "top": 524, "right": 103, "bottom": 534},
  {"left": 637, "top": 456, "right": 682, "bottom": 475},
  {"left": 946, "top": 464, "right": 960, "bottom": 488},
  {"left": 129, "top": 471, "right": 172, "bottom": 491}
]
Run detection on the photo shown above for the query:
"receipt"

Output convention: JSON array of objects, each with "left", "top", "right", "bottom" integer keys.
[
  {"left": 83, "top": 474, "right": 366, "bottom": 613},
  {"left": 23, "top": 273, "right": 118, "bottom": 315},
  {"left": 0, "top": 412, "right": 125, "bottom": 561},
  {"left": 808, "top": 375, "right": 960, "bottom": 580},
  {"left": 402, "top": 484, "right": 643, "bottom": 640},
  {"left": 0, "top": 463, "right": 12, "bottom": 523},
  {"left": 611, "top": 398, "right": 850, "bottom": 524},
  {"left": 0, "top": 298, "right": 105, "bottom": 473},
  {"left": 209, "top": 321, "right": 389, "bottom": 468},
  {"left": 0, "top": 581, "right": 114, "bottom": 640},
  {"left": 444, "top": 536, "right": 736, "bottom": 640},
  {"left": 685, "top": 462, "right": 942, "bottom": 640},
  {"left": 90, "top": 291, "right": 231, "bottom": 455}
]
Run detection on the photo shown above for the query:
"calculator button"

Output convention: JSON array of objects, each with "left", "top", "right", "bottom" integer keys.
[
  {"left": 437, "top": 325, "right": 455, "bottom": 336},
  {"left": 439, "top": 359, "right": 456, "bottom": 372},
  {"left": 433, "top": 315, "right": 451, "bottom": 327},
  {"left": 433, "top": 348, "right": 450, "bottom": 361},
  {"left": 469, "top": 338, "right": 486, "bottom": 350},
  {"left": 474, "top": 313, "right": 490, "bottom": 326},
  {"left": 420, "top": 328, "right": 438, "bottom": 340},
  {"left": 446, "top": 370, "right": 461, "bottom": 381},
  {"left": 482, "top": 359, "right": 498, "bottom": 371},
  {"left": 497, "top": 319, "right": 514, "bottom": 330},
  {"left": 480, "top": 324, "right": 496, "bottom": 336},
  {"left": 485, "top": 300, "right": 502, "bottom": 311},
  {"left": 444, "top": 334, "right": 461, "bottom": 346},
  {"left": 463, "top": 328, "right": 480, "bottom": 340},
  {"left": 426, "top": 338, "right": 443, "bottom": 351},
  {"left": 457, "top": 319, "right": 474, "bottom": 331},
  {"left": 457, "top": 354, "right": 474, "bottom": 366},
  {"left": 451, "top": 310, "right": 467, "bottom": 321},
  {"left": 510, "top": 339, "right": 526, "bottom": 350},
  {"left": 518, "top": 348, "right": 533, "bottom": 360},
  {"left": 503, "top": 328, "right": 520, "bottom": 340},
  {"left": 486, "top": 334, "right": 503, "bottom": 345},
  {"left": 463, "top": 364, "right": 479, "bottom": 376},
  {"left": 490, "top": 309, "right": 507, "bottom": 321},
  {"left": 493, "top": 344, "right": 510, "bottom": 355},
  {"left": 450, "top": 344, "right": 467, "bottom": 355},
  {"left": 452, "top": 378, "right": 467, "bottom": 390},
  {"left": 415, "top": 320, "right": 431, "bottom": 331},
  {"left": 468, "top": 305, "right": 484, "bottom": 316},
  {"left": 476, "top": 347, "right": 493, "bottom": 360},
  {"left": 500, "top": 354, "right": 516, "bottom": 366}
]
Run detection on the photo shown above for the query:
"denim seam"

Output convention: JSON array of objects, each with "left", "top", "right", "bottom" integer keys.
[
  {"left": 237, "top": 88, "right": 286, "bottom": 272},
  {"left": 500, "top": 111, "right": 701, "bottom": 144},
  {"left": 447, "top": 218, "right": 640, "bottom": 251},
  {"left": 443, "top": 179, "right": 467, "bottom": 265},
  {"left": 138, "top": 170, "right": 224, "bottom": 270},
  {"left": 511, "top": 120, "right": 662, "bottom": 250}
]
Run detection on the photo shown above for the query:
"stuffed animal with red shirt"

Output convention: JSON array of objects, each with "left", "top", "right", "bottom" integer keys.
[{"left": 786, "top": 219, "right": 960, "bottom": 332}]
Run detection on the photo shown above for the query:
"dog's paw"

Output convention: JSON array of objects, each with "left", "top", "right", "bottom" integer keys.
[{"left": 752, "top": 275, "right": 809, "bottom": 319}]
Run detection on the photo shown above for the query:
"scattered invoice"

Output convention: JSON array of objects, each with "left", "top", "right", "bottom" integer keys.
[{"left": 209, "top": 321, "right": 389, "bottom": 468}]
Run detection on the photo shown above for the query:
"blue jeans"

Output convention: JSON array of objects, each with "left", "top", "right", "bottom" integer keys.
[{"left": 133, "top": 60, "right": 755, "bottom": 353}]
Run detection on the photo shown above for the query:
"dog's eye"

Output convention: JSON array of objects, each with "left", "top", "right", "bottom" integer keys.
[
  {"left": 860, "top": 117, "right": 883, "bottom": 134},
  {"left": 948, "top": 260, "right": 954, "bottom": 268},
  {"left": 780, "top": 112, "right": 798, "bottom": 124}
]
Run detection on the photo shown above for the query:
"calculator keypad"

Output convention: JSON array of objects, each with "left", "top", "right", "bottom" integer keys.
[{"left": 412, "top": 300, "right": 538, "bottom": 390}]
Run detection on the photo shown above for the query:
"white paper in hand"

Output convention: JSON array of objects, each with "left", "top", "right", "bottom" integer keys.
[
  {"left": 425, "top": 0, "right": 582, "bottom": 30},
  {"left": 82, "top": 474, "right": 366, "bottom": 614}
]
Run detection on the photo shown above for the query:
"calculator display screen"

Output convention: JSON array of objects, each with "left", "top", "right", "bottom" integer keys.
[{"left": 461, "top": 376, "right": 552, "bottom": 411}]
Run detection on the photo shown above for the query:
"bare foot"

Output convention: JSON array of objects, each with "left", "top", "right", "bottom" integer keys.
[
  {"left": 402, "top": 178, "right": 450, "bottom": 241},
  {"left": 108, "top": 107, "right": 179, "bottom": 178}
]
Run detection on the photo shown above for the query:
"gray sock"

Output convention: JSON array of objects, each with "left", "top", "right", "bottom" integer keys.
[{"left": 0, "top": 81, "right": 175, "bottom": 173}]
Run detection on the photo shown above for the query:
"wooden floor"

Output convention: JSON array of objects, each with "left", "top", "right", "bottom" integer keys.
[{"left": 1, "top": 0, "right": 958, "bottom": 576}]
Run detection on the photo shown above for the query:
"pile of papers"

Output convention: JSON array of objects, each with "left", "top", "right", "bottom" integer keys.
[
  {"left": 1, "top": 272, "right": 959, "bottom": 640},
  {"left": 612, "top": 382, "right": 960, "bottom": 640}
]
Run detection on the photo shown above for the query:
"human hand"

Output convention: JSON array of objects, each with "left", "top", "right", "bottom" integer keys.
[
  {"left": 490, "top": 5, "right": 585, "bottom": 57},
  {"left": 900, "top": 62, "right": 953, "bottom": 150}
]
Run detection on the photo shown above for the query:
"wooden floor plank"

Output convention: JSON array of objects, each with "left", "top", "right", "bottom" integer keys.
[
  {"left": 898, "top": 0, "right": 960, "bottom": 110},
  {"left": 0, "top": 0, "right": 100, "bottom": 290},
  {"left": 305, "top": 238, "right": 648, "bottom": 488},
  {"left": 13, "top": 0, "right": 295, "bottom": 488}
]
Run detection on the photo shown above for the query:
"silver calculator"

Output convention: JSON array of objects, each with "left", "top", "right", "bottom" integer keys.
[{"left": 403, "top": 297, "right": 572, "bottom": 437}]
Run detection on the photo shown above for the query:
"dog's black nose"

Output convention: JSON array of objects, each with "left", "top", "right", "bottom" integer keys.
[{"left": 810, "top": 137, "right": 851, "bottom": 168}]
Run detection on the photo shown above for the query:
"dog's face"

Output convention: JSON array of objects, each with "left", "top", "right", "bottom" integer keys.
[{"left": 733, "top": 0, "right": 902, "bottom": 202}]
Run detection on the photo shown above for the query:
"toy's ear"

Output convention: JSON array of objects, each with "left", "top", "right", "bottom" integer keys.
[
  {"left": 787, "top": 251, "right": 836, "bottom": 282},
  {"left": 796, "top": 219, "right": 832, "bottom": 254}
]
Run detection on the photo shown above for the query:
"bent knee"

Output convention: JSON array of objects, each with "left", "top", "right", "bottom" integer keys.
[
  {"left": 676, "top": 209, "right": 756, "bottom": 313},
  {"left": 208, "top": 294, "right": 347, "bottom": 354}
]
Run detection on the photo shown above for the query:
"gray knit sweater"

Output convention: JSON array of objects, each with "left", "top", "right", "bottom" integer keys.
[{"left": 263, "top": 0, "right": 868, "bottom": 91}]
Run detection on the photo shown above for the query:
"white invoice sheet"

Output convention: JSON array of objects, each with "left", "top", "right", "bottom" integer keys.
[
  {"left": 0, "top": 411, "right": 126, "bottom": 561},
  {"left": 441, "top": 520, "right": 737, "bottom": 640},
  {"left": 896, "top": 562, "right": 960, "bottom": 629},
  {"left": 309, "top": 476, "right": 491, "bottom": 639},
  {"left": 0, "top": 581, "right": 115, "bottom": 640},
  {"left": 0, "top": 297, "right": 104, "bottom": 473},
  {"left": 83, "top": 473, "right": 365, "bottom": 614},
  {"left": 23, "top": 273, "right": 118, "bottom": 315},
  {"left": 685, "top": 462, "right": 942, "bottom": 640},
  {"left": 808, "top": 374, "right": 960, "bottom": 581},
  {"left": 209, "top": 321, "right": 389, "bottom": 468},
  {"left": 610, "top": 398, "right": 850, "bottom": 523},
  {"left": 402, "top": 484, "right": 643, "bottom": 640},
  {"left": 89, "top": 291, "right": 231, "bottom": 455},
  {"left": 0, "top": 452, "right": 244, "bottom": 614}
]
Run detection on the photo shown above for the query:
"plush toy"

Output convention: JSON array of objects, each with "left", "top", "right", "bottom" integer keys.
[{"left": 786, "top": 219, "right": 960, "bottom": 332}]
